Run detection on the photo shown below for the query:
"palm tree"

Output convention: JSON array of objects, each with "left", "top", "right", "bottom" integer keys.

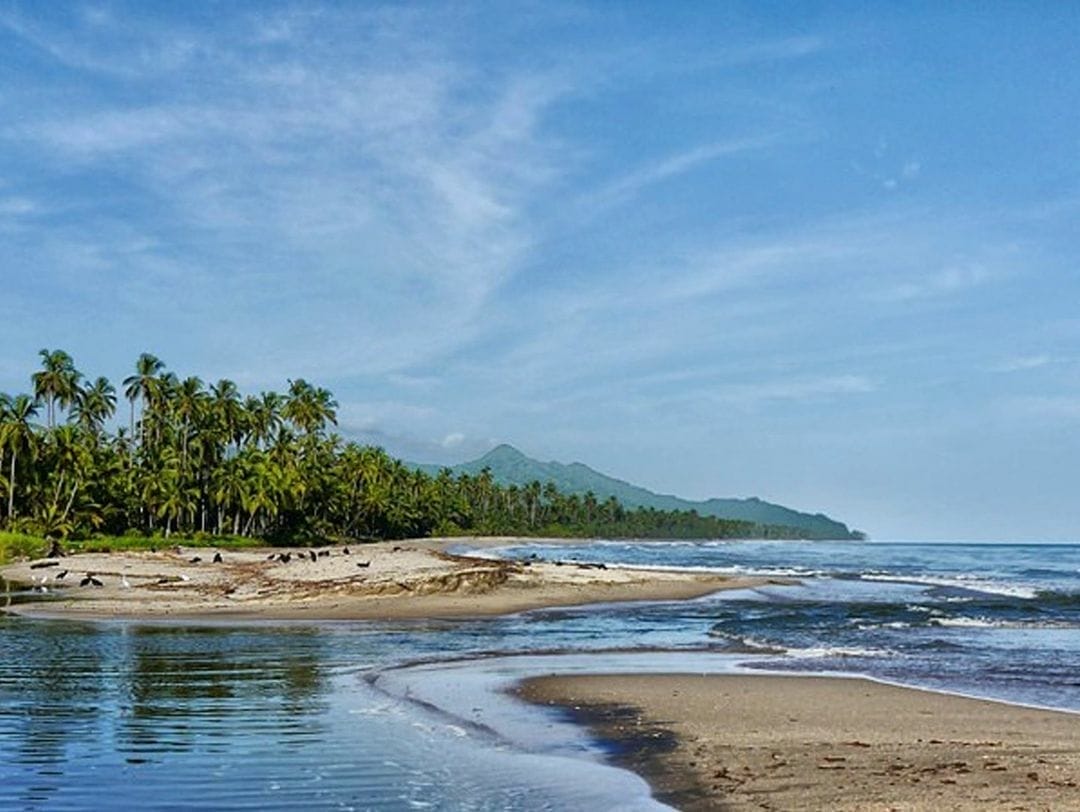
[
  {"left": 174, "top": 376, "right": 206, "bottom": 465},
  {"left": 245, "top": 391, "right": 284, "bottom": 449},
  {"left": 0, "top": 393, "right": 10, "bottom": 520},
  {"left": 284, "top": 379, "right": 338, "bottom": 436},
  {"left": 211, "top": 379, "right": 244, "bottom": 450},
  {"left": 41, "top": 424, "right": 91, "bottom": 530},
  {"left": 72, "top": 377, "right": 117, "bottom": 435},
  {"left": 32, "top": 349, "right": 81, "bottom": 429},
  {"left": 122, "top": 353, "right": 165, "bottom": 443},
  {"left": 1, "top": 394, "right": 40, "bottom": 521}
]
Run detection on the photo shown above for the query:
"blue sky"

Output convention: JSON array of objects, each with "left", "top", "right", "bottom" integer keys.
[{"left": 1, "top": 2, "right": 1078, "bottom": 540}]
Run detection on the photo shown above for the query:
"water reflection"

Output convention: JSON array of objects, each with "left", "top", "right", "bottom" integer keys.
[
  {"left": 115, "top": 626, "right": 330, "bottom": 761},
  {"left": 0, "top": 617, "right": 106, "bottom": 809}
]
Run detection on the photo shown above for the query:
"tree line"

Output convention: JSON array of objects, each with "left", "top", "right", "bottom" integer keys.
[{"left": 0, "top": 350, "right": 798, "bottom": 543}]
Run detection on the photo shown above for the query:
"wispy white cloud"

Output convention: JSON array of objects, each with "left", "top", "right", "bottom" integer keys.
[
  {"left": 579, "top": 135, "right": 782, "bottom": 214},
  {"left": 875, "top": 261, "right": 993, "bottom": 302},
  {"left": 0, "top": 196, "right": 40, "bottom": 216},
  {"left": 1004, "top": 395, "right": 1080, "bottom": 422},
  {"left": 1, "top": 5, "right": 575, "bottom": 381},
  {"left": 709, "top": 374, "right": 875, "bottom": 407},
  {"left": 992, "top": 355, "right": 1054, "bottom": 373},
  {"left": 440, "top": 432, "right": 466, "bottom": 449}
]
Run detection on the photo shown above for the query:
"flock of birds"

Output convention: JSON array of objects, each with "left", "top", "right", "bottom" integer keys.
[{"left": 22, "top": 544, "right": 379, "bottom": 594}]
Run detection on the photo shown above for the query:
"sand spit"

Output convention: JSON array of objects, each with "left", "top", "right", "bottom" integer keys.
[
  {"left": 519, "top": 673, "right": 1080, "bottom": 811},
  {"left": 1, "top": 539, "right": 767, "bottom": 621}
]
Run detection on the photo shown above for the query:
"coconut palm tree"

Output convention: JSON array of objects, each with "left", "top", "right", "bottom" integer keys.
[
  {"left": 0, "top": 393, "right": 10, "bottom": 520},
  {"left": 122, "top": 353, "right": 165, "bottom": 443},
  {"left": 245, "top": 391, "right": 284, "bottom": 449},
  {"left": 1, "top": 394, "right": 40, "bottom": 522},
  {"left": 284, "top": 379, "right": 338, "bottom": 436},
  {"left": 210, "top": 379, "right": 244, "bottom": 451},
  {"left": 174, "top": 376, "right": 206, "bottom": 465},
  {"left": 32, "top": 349, "right": 81, "bottom": 429},
  {"left": 72, "top": 376, "right": 117, "bottom": 435}
]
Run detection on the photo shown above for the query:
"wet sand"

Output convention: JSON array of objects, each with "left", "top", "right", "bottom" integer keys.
[
  {"left": 519, "top": 673, "right": 1080, "bottom": 811},
  {"left": 1, "top": 539, "right": 769, "bottom": 621}
]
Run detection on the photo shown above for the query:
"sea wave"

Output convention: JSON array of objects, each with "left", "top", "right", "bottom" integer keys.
[{"left": 860, "top": 573, "right": 1041, "bottom": 600}]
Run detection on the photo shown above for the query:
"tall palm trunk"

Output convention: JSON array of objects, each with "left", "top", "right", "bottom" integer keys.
[{"left": 8, "top": 449, "right": 16, "bottom": 520}]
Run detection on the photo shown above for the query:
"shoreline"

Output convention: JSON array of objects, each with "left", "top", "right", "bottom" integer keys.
[
  {"left": 518, "top": 673, "right": 1080, "bottom": 811},
  {"left": 0, "top": 538, "right": 778, "bottom": 622}
]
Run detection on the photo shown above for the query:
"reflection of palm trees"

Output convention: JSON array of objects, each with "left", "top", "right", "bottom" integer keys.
[
  {"left": 1, "top": 621, "right": 106, "bottom": 808},
  {"left": 117, "top": 627, "right": 328, "bottom": 758}
]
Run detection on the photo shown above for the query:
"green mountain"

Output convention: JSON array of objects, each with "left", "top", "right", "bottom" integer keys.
[{"left": 416, "top": 444, "right": 862, "bottom": 540}]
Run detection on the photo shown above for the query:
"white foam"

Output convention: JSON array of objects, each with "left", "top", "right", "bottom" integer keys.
[
  {"left": 861, "top": 573, "right": 1040, "bottom": 600},
  {"left": 783, "top": 645, "right": 893, "bottom": 659}
]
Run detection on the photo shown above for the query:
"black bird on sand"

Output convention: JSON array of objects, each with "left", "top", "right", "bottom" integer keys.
[
  {"left": 309, "top": 550, "right": 317, "bottom": 563},
  {"left": 190, "top": 556, "right": 202, "bottom": 563},
  {"left": 80, "top": 573, "right": 103, "bottom": 587},
  {"left": 356, "top": 561, "right": 371, "bottom": 568},
  {"left": 342, "top": 547, "right": 351, "bottom": 555},
  {"left": 55, "top": 569, "right": 69, "bottom": 580},
  {"left": 212, "top": 552, "right": 223, "bottom": 563}
]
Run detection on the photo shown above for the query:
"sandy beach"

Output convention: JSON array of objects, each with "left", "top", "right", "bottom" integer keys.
[
  {"left": 0, "top": 539, "right": 768, "bottom": 621},
  {"left": 519, "top": 673, "right": 1080, "bottom": 811}
]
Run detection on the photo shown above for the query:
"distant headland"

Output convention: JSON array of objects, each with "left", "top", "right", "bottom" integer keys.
[{"left": 413, "top": 444, "right": 864, "bottom": 541}]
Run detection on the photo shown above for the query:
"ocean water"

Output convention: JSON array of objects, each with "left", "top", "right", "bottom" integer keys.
[
  {"left": 493, "top": 540, "right": 1080, "bottom": 711},
  {"left": 0, "top": 540, "right": 1077, "bottom": 810}
]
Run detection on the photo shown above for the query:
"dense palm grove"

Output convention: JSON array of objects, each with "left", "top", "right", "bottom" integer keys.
[{"left": 0, "top": 350, "right": 782, "bottom": 543}]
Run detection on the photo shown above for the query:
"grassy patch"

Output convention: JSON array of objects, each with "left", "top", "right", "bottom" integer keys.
[
  {"left": 0, "top": 533, "right": 265, "bottom": 564},
  {"left": 68, "top": 535, "right": 266, "bottom": 555},
  {"left": 0, "top": 532, "right": 51, "bottom": 565}
]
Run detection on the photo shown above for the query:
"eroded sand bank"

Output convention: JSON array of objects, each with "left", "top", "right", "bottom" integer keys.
[{"left": 1, "top": 539, "right": 769, "bottom": 621}]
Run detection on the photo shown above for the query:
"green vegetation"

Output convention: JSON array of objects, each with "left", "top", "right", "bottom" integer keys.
[
  {"left": 0, "top": 531, "right": 263, "bottom": 565},
  {"left": 0, "top": 531, "right": 50, "bottom": 565},
  {"left": 0, "top": 350, "right": 817, "bottom": 561},
  {"left": 417, "top": 444, "right": 864, "bottom": 540}
]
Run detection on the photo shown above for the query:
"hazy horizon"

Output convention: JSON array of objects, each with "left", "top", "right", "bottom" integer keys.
[{"left": 2, "top": 3, "right": 1078, "bottom": 541}]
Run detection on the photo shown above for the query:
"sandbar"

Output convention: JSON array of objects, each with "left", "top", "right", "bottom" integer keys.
[
  {"left": 1, "top": 539, "right": 770, "bottom": 621},
  {"left": 519, "top": 673, "right": 1080, "bottom": 811}
]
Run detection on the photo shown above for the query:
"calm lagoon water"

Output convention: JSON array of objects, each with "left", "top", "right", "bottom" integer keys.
[{"left": 1, "top": 540, "right": 1077, "bottom": 810}]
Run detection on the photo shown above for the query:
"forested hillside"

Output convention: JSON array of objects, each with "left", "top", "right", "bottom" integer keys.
[
  {"left": 1, "top": 351, "right": 817, "bottom": 545},
  {"left": 417, "top": 444, "right": 862, "bottom": 540}
]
